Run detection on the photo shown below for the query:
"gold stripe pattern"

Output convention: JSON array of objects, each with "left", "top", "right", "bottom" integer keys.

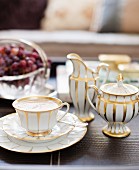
[
  {"left": 102, "top": 124, "right": 131, "bottom": 138},
  {"left": 69, "top": 75, "right": 72, "bottom": 99},
  {"left": 130, "top": 96, "right": 136, "bottom": 120},
  {"left": 77, "top": 61, "right": 80, "bottom": 78},
  {"left": 113, "top": 104, "right": 116, "bottom": 122},
  {"left": 37, "top": 112, "right": 40, "bottom": 132},
  {"left": 97, "top": 95, "right": 139, "bottom": 123},
  {"left": 70, "top": 76, "right": 96, "bottom": 82},
  {"left": 131, "top": 103, "right": 135, "bottom": 120},
  {"left": 75, "top": 79, "right": 80, "bottom": 114},
  {"left": 24, "top": 112, "right": 28, "bottom": 129},
  {"left": 122, "top": 104, "right": 127, "bottom": 122},
  {"left": 99, "top": 97, "right": 138, "bottom": 105},
  {"left": 97, "top": 97, "right": 101, "bottom": 114},
  {"left": 84, "top": 81, "right": 87, "bottom": 114},
  {"left": 86, "top": 81, "right": 93, "bottom": 114},
  {"left": 104, "top": 100, "right": 108, "bottom": 121},
  {"left": 48, "top": 111, "right": 52, "bottom": 129}
]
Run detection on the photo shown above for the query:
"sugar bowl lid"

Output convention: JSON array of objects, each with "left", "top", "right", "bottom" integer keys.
[{"left": 100, "top": 74, "right": 138, "bottom": 96}]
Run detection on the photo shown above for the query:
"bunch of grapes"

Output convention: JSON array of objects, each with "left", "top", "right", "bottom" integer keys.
[{"left": 0, "top": 45, "right": 44, "bottom": 77}]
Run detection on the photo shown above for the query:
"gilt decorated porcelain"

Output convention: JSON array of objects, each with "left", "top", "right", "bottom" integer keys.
[
  {"left": 67, "top": 53, "right": 109, "bottom": 122},
  {"left": 12, "top": 96, "right": 69, "bottom": 136},
  {"left": 3, "top": 112, "right": 74, "bottom": 143},
  {"left": 0, "top": 111, "right": 87, "bottom": 153},
  {"left": 87, "top": 74, "right": 139, "bottom": 138}
]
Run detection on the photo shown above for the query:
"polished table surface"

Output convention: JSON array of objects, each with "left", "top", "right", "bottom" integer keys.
[{"left": 0, "top": 78, "right": 139, "bottom": 170}]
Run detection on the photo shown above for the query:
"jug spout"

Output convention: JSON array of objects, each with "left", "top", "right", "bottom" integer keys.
[
  {"left": 67, "top": 53, "right": 82, "bottom": 61},
  {"left": 67, "top": 53, "right": 91, "bottom": 79}
]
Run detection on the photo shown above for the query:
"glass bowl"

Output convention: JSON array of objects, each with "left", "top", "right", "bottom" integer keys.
[{"left": 0, "top": 39, "right": 50, "bottom": 99}]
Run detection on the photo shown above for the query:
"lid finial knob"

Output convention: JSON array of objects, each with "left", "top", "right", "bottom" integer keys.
[
  {"left": 117, "top": 73, "right": 124, "bottom": 87},
  {"left": 117, "top": 73, "right": 123, "bottom": 81}
]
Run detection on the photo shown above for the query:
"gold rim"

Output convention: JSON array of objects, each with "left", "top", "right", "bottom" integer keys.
[
  {"left": 70, "top": 76, "right": 98, "bottom": 82},
  {"left": 12, "top": 96, "right": 63, "bottom": 113},
  {"left": 26, "top": 130, "right": 52, "bottom": 137},
  {"left": 0, "top": 114, "right": 87, "bottom": 153},
  {"left": 3, "top": 113, "right": 75, "bottom": 142},
  {"left": 99, "top": 97, "right": 138, "bottom": 104},
  {"left": 6, "top": 128, "right": 87, "bottom": 153},
  {"left": 78, "top": 112, "right": 95, "bottom": 122},
  {"left": 100, "top": 83, "right": 138, "bottom": 96}
]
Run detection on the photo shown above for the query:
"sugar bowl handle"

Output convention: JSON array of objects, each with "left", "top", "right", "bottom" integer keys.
[
  {"left": 57, "top": 102, "right": 70, "bottom": 121},
  {"left": 96, "top": 63, "right": 109, "bottom": 85},
  {"left": 87, "top": 85, "right": 99, "bottom": 111}
]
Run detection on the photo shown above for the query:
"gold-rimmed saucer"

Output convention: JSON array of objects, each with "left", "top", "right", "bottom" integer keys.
[
  {"left": 0, "top": 111, "right": 87, "bottom": 153},
  {"left": 3, "top": 111, "right": 75, "bottom": 143}
]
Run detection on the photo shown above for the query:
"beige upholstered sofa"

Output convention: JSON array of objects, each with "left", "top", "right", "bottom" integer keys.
[
  {"left": 1, "top": 0, "right": 139, "bottom": 62},
  {"left": 1, "top": 30, "right": 139, "bottom": 62}
]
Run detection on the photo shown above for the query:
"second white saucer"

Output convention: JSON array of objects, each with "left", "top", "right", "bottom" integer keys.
[{"left": 3, "top": 111, "right": 75, "bottom": 143}]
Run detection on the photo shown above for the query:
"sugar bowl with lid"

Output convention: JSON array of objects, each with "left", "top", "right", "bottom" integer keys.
[{"left": 87, "top": 74, "right": 139, "bottom": 138}]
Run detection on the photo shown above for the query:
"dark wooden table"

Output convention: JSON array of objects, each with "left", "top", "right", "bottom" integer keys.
[{"left": 0, "top": 78, "right": 139, "bottom": 170}]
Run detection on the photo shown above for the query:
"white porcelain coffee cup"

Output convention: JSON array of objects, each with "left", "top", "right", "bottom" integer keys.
[{"left": 12, "top": 96, "right": 70, "bottom": 136}]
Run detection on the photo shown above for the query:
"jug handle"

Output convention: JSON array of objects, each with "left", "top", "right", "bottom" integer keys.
[
  {"left": 87, "top": 85, "right": 99, "bottom": 111},
  {"left": 96, "top": 63, "right": 109, "bottom": 85}
]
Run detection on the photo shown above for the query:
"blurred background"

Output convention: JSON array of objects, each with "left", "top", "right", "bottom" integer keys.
[{"left": 0, "top": 0, "right": 139, "bottom": 62}]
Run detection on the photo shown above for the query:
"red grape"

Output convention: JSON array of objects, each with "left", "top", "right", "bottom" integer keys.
[
  {"left": 11, "top": 48, "right": 19, "bottom": 55},
  {"left": 20, "top": 60, "right": 27, "bottom": 67},
  {"left": 5, "top": 47, "right": 11, "bottom": 55},
  {"left": 18, "top": 49, "right": 24, "bottom": 57},
  {"left": 27, "top": 60, "right": 33, "bottom": 67},
  {"left": 31, "top": 52, "right": 39, "bottom": 59},
  {"left": 31, "top": 64, "right": 37, "bottom": 71},
  {"left": 30, "top": 57, "right": 36, "bottom": 63},
  {"left": 0, "top": 47, "right": 5, "bottom": 54},
  {"left": 13, "top": 56, "right": 20, "bottom": 62},
  {"left": 0, "top": 58, "right": 4, "bottom": 65},
  {"left": 11, "top": 62, "right": 19, "bottom": 70},
  {"left": 19, "top": 45, "right": 24, "bottom": 50},
  {"left": 0, "top": 44, "right": 44, "bottom": 78}
]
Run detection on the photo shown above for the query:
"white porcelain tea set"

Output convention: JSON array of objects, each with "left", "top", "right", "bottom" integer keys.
[
  {"left": 0, "top": 96, "right": 87, "bottom": 153},
  {"left": 67, "top": 53, "right": 139, "bottom": 138},
  {"left": 0, "top": 52, "right": 139, "bottom": 153}
]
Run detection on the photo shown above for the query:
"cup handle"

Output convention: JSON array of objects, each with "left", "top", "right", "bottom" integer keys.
[
  {"left": 96, "top": 63, "right": 109, "bottom": 85},
  {"left": 57, "top": 102, "right": 70, "bottom": 121},
  {"left": 87, "top": 85, "right": 98, "bottom": 111}
]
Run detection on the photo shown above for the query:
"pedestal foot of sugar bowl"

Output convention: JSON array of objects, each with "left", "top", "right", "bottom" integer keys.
[
  {"left": 102, "top": 123, "right": 131, "bottom": 138},
  {"left": 87, "top": 74, "right": 139, "bottom": 138},
  {"left": 77, "top": 112, "right": 95, "bottom": 122}
]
